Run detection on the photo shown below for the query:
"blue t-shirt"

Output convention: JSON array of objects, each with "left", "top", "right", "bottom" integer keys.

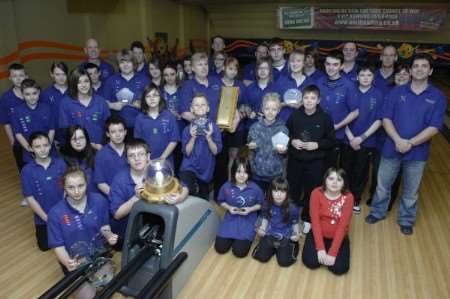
[
  {"left": 373, "top": 69, "right": 394, "bottom": 97},
  {"left": 161, "top": 87, "right": 186, "bottom": 133},
  {"left": 0, "top": 89, "right": 23, "bottom": 126},
  {"left": 136, "top": 64, "right": 149, "bottom": 78},
  {"left": 93, "top": 143, "right": 128, "bottom": 186},
  {"left": 274, "top": 74, "right": 315, "bottom": 122},
  {"left": 21, "top": 158, "right": 67, "bottom": 225},
  {"left": 381, "top": 83, "right": 447, "bottom": 161},
  {"left": 243, "top": 62, "right": 256, "bottom": 82},
  {"left": 179, "top": 77, "right": 222, "bottom": 122},
  {"left": 134, "top": 110, "right": 180, "bottom": 162},
  {"left": 109, "top": 169, "right": 139, "bottom": 238},
  {"left": 272, "top": 62, "right": 289, "bottom": 82},
  {"left": 217, "top": 181, "right": 265, "bottom": 241},
  {"left": 305, "top": 69, "right": 326, "bottom": 84},
  {"left": 316, "top": 76, "right": 358, "bottom": 140},
  {"left": 341, "top": 64, "right": 358, "bottom": 84},
  {"left": 47, "top": 193, "right": 110, "bottom": 256},
  {"left": 346, "top": 86, "right": 384, "bottom": 148},
  {"left": 11, "top": 102, "right": 56, "bottom": 162},
  {"left": 59, "top": 94, "right": 110, "bottom": 144},
  {"left": 262, "top": 202, "right": 299, "bottom": 239},
  {"left": 180, "top": 120, "right": 222, "bottom": 182},
  {"left": 103, "top": 73, "right": 150, "bottom": 128}
]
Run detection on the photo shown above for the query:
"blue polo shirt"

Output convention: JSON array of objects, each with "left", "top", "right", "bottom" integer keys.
[
  {"left": 373, "top": 69, "right": 394, "bottom": 97},
  {"left": 93, "top": 143, "right": 128, "bottom": 186},
  {"left": 180, "top": 120, "right": 222, "bottom": 182},
  {"left": 161, "top": 87, "right": 186, "bottom": 133},
  {"left": 262, "top": 202, "right": 299, "bottom": 239},
  {"left": 103, "top": 73, "right": 150, "bottom": 128},
  {"left": 272, "top": 62, "right": 289, "bottom": 82},
  {"left": 136, "top": 64, "right": 149, "bottom": 78},
  {"left": 47, "top": 193, "right": 110, "bottom": 255},
  {"left": 93, "top": 83, "right": 107, "bottom": 99},
  {"left": 59, "top": 94, "right": 110, "bottom": 144},
  {"left": 11, "top": 102, "right": 56, "bottom": 162},
  {"left": 306, "top": 69, "right": 326, "bottom": 83},
  {"left": 316, "top": 76, "right": 358, "bottom": 140},
  {"left": 274, "top": 74, "right": 315, "bottom": 122},
  {"left": 217, "top": 181, "right": 265, "bottom": 241},
  {"left": 80, "top": 60, "right": 115, "bottom": 82},
  {"left": 341, "top": 64, "right": 358, "bottom": 84},
  {"left": 346, "top": 86, "right": 383, "bottom": 148},
  {"left": 179, "top": 77, "right": 222, "bottom": 122},
  {"left": 243, "top": 62, "right": 256, "bottom": 82},
  {"left": 0, "top": 89, "right": 23, "bottom": 126},
  {"left": 21, "top": 158, "right": 67, "bottom": 225},
  {"left": 109, "top": 169, "right": 138, "bottom": 238},
  {"left": 382, "top": 83, "right": 447, "bottom": 161},
  {"left": 40, "top": 85, "right": 68, "bottom": 144},
  {"left": 243, "top": 81, "right": 276, "bottom": 129},
  {"left": 134, "top": 110, "right": 180, "bottom": 162}
]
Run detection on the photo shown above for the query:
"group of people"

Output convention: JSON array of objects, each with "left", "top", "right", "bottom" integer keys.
[{"left": 1, "top": 35, "right": 447, "bottom": 298}]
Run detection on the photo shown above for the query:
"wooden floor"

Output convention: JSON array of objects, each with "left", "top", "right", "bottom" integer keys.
[{"left": 0, "top": 132, "right": 449, "bottom": 299}]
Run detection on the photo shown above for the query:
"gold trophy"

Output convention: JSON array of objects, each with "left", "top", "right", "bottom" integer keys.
[
  {"left": 216, "top": 86, "right": 239, "bottom": 131},
  {"left": 140, "top": 159, "right": 182, "bottom": 203}
]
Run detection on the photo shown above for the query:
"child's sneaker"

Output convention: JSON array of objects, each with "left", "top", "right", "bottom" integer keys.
[
  {"left": 20, "top": 198, "right": 28, "bottom": 207},
  {"left": 353, "top": 205, "right": 361, "bottom": 214}
]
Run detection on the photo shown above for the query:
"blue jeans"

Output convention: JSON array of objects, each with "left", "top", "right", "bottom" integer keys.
[{"left": 369, "top": 157, "right": 426, "bottom": 226}]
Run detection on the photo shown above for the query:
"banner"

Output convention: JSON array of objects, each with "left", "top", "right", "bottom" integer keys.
[{"left": 278, "top": 7, "right": 447, "bottom": 31}]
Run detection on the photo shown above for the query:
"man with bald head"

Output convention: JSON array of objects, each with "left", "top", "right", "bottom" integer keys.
[
  {"left": 374, "top": 45, "right": 398, "bottom": 95},
  {"left": 341, "top": 42, "right": 358, "bottom": 83},
  {"left": 81, "top": 38, "right": 115, "bottom": 82}
]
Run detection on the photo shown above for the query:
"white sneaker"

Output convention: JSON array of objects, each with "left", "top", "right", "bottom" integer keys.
[
  {"left": 353, "top": 205, "right": 361, "bottom": 214},
  {"left": 302, "top": 221, "right": 311, "bottom": 234},
  {"left": 20, "top": 198, "right": 28, "bottom": 207}
]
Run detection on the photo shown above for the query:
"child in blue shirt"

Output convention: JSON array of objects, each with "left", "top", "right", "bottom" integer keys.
[
  {"left": 148, "top": 57, "right": 163, "bottom": 87},
  {"left": 275, "top": 50, "right": 315, "bottom": 122},
  {"left": 179, "top": 93, "right": 222, "bottom": 200},
  {"left": 243, "top": 43, "right": 269, "bottom": 86},
  {"left": 253, "top": 177, "right": 300, "bottom": 267},
  {"left": 304, "top": 47, "right": 326, "bottom": 83},
  {"left": 47, "top": 167, "right": 118, "bottom": 298},
  {"left": 110, "top": 139, "right": 189, "bottom": 239},
  {"left": 85, "top": 63, "right": 107, "bottom": 98},
  {"left": 130, "top": 41, "right": 149, "bottom": 77},
  {"left": 248, "top": 92, "right": 288, "bottom": 192},
  {"left": 103, "top": 49, "right": 150, "bottom": 133},
  {"left": 11, "top": 79, "right": 55, "bottom": 164},
  {"left": 269, "top": 38, "right": 288, "bottom": 81},
  {"left": 341, "top": 64, "right": 383, "bottom": 214},
  {"left": 0, "top": 63, "right": 27, "bottom": 172},
  {"left": 21, "top": 132, "right": 66, "bottom": 251},
  {"left": 134, "top": 84, "right": 180, "bottom": 164},
  {"left": 59, "top": 68, "right": 110, "bottom": 150},
  {"left": 215, "top": 157, "right": 264, "bottom": 257},
  {"left": 316, "top": 50, "right": 359, "bottom": 169},
  {"left": 40, "top": 62, "right": 68, "bottom": 145},
  {"left": 94, "top": 115, "right": 128, "bottom": 196}
]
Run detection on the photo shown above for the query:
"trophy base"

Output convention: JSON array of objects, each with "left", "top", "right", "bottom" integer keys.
[{"left": 140, "top": 178, "right": 182, "bottom": 203}]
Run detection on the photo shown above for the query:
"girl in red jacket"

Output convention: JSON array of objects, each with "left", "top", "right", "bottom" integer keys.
[{"left": 302, "top": 167, "right": 354, "bottom": 275}]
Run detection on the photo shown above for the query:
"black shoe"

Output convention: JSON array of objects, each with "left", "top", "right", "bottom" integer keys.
[
  {"left": 400, "top": 225, "right": 413, "bottom": 235},
  {"left": 365, "top": 215, "right": 383, "bottom": 224}
]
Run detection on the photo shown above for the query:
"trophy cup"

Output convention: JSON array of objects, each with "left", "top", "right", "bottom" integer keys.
[
  {"left": 140, "top": 159, "right": 182, "bottom": 203},
  {"left": 216, "top": 86, "right": 239, "bottom": 131},
  {"left": 283, "top": 88, "right": 302, "bottom": 106}
]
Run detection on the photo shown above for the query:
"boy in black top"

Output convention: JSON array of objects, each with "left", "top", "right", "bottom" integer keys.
[{"left": 286, "top": 85, "right": 335, "bottom": 233}]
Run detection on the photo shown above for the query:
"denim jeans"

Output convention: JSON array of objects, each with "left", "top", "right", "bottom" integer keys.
[{"left": 369, "top": 157, "right": 426, "bottom": 226}]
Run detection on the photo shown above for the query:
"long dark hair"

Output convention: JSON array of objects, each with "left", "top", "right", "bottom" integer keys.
[
  {"left": 61, "top": 125, "right": 96, "bottom": 169},
  {"left": 68, "top": 67, "right": 92, "bottom": 98},
  {"left": 140, "top": 84, "right": 166, "bottom": 113},
  {"left": 230, "top": 157, "right": 252, "bottom": 185},
  {"left": 266, "top": 176, "right": 290, "bottom": 223}
]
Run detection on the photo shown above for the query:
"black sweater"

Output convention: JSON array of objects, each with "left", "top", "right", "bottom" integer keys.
[{"left": 286, "top": 106, "right": 336, "bottom": 161}]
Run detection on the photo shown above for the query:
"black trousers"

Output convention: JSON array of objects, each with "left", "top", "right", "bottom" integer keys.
[
  {"left": 179, "top": 170, "right": 210, "bottom": 200},
  {"left": 35, "top": 224, "right": 50, "bottom": 252},
  {"left": 213, "top": 134, "right": 229, "bottom": 200},
  {"left": 325, "top": 140, "right": 345, "bottom": 170},
  {"left": 368, "top": 149, "right": 401, "bottom": 209},
  {"left": 287, "top": 158, "right": 324, "bottom": 222},
  {"left": 13, "top": 141, "right": 25, "bottom": 172},
  {"left": 252, "top": 235, "right": 299, "bottom": 267},
  {"left": 302, "top": 231, "right": 350, "bottom": 275},
  {"left": 341, "top": 144, "right": 371, "bottom": 206},
  {"left": 214, "top": 236, "right": 252, "bottom": 258}
]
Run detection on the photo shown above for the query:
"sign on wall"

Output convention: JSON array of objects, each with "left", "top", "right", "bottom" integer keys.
[{"left": 278, "top": 7, "right": 447, "bottom": 31}]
